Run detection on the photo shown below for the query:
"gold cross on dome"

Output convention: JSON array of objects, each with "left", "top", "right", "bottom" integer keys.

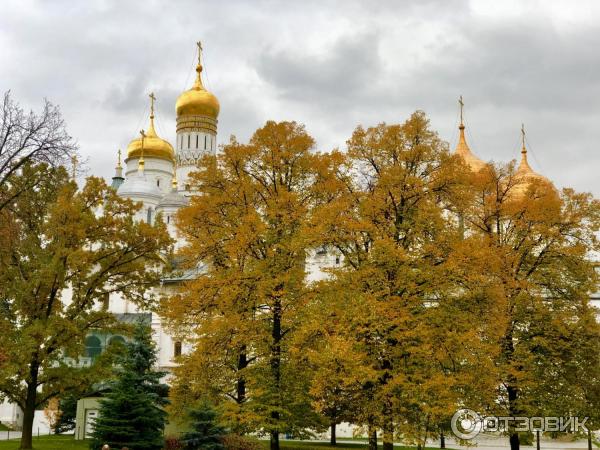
[
  {"left": 458, "top": 95, "right": 464, "bottom": 126},
  {"left": 140, "top": 129, "right": 146, "bottom": 159},
  {"left": 149, "top": 92, "right": 156, "bottom": 117},
  {"left": 197, "top": 41, "right": 203, "bottom": 65}
]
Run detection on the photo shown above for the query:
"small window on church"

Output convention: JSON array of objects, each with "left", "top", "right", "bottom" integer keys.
[
  {"left": 167, "top": 215, "right": 170, "bottom": 224},
  {"left": 147, "top": 207, "right": 153, "bottom": 224},
  {"left": 101, "top": 292, "right": 109, "bottom": 310},
  {"left": 174, "top": 341, "right": 182, "bottom": 357},
  {"left": 335, "top": 256, "right": 340, "bottom": 265},
  {"left": 156, "top": 179, "right": 160, "bottom": 187},
  {"left": 204, "top": 135, "right": 207, "bottom": 149},
  {"left": 187, "top": 134, "right": 190, "bottom": 148},
  {"left": 185, "top": 184, "right": 190, "bottom": 191},
  {"left": 196, "top": 135, "right": 199, "bottom": 148}
]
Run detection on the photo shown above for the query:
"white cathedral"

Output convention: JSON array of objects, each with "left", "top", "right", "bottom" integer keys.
[{"left": 105, "top": 44, "right": 346, "bottom": 376}]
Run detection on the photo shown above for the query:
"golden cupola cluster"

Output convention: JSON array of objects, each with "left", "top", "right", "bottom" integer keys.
[
  {"left": 175, "top": 41, "right": 220, "bottom": 134},
  {"left": 453, "top": 97, "right": 553, "bottom": 195},
  {"left": 126, "top": 93, "right": 175, "bottom": 162}
]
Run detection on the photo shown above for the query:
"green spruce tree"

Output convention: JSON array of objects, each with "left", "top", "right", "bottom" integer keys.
[
  {"left": 181, "top": 402, "right": 226, "bottom": 450},
  {"left": 90, "top": 322, "right": 169, "bottom": 450}
]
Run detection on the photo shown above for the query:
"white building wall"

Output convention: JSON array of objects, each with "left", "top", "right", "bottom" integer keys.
[{"left": 124, "top": 157, "right": 174, "bottom": 195}]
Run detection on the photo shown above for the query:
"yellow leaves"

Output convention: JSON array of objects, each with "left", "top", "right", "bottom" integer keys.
[
  {"left": 163, "top": 114, "right": 600, "bottom": 436},
  {"left": 0, "top": 163, "right": 172, "bottom": 421}
]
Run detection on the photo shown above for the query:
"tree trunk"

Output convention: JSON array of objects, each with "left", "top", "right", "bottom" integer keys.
[
  {"left": 236, "top": 347, "right": 247, "bottom": 403},
  {"left": 509, "top": 432, "right": 520, "bottom": 450},
  {"left": 368, "top": 420, "right": 378, "bottom": 450},
  {"left": 270, "top": 431, "right": 280, "bottom": 450},
  {"left": 507, "top": 381, "right": 520, "bottom": 450},
  {"left": 588, "top": 429, "right": 592, "bottom": 450},
  {"left": 20, "top": 379, "right": 38, "bottom": 449},
  {"left": 536, "top": 430, "right": 540, "bottom": 450},
  {"left": 330, "top": 422, "right": 337, "bottom": 446},
  {"left": 440, "top": 431, "right": 445, "bottom": 449},
  {"left": 383, "top": 418, "right": 394, "bottom": 450},
  {"left": 504, "top": 326, "right": 520, "bottom": 450},
  {"left": 270, "top": 298, "right": 282, "bottom": 450}
]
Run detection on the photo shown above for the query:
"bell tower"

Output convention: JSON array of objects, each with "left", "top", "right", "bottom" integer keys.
[{"left": 175, "top": 41, "right": 220, "bottom": 191}]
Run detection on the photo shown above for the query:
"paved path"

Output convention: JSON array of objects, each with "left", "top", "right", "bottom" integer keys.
[{"left": 324, "top": 435, "right": 591, "bottom": 450}]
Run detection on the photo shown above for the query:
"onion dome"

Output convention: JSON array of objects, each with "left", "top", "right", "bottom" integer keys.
[
  {"left": 454, "top": 96, "right": 486, "bottom": 172},
  {"left": 513, "top": 124, "right": 552, "bottom": 194},
  {"left": 118, "top": 132, "right": 163, "bottom": 199},
  {"left": 126, "top": 93, "right": 175, "bottom": 162},
  {"left": 176, "top": 42, "right": 220, "bottom": 121}
]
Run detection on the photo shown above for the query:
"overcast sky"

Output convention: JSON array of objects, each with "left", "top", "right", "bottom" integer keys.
[{"left": 1, "top": 0, "right": 599, "bottom": 195}]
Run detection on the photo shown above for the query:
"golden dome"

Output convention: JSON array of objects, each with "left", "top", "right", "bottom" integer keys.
[
  {"left": 176, "top": 45, "right": 219, "bottom": 119},
  {"left": 455, "top": 124, "right": 487, "bottom": 172},
  {"left": 515, "top": 146, "right": 551, "bottom": 185},
  {"left": 126, "top": 94, "right": 175, "bottom": 162},
  {"left": 454, "top": 97, "right": 486, "bottom": 172},
  {"left": 512, "top": 125, "right": 553, "bottom": 195}
]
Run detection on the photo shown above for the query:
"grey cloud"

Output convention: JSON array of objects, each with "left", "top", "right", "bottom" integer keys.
[
  {"left": 256, "top": 31, "right": 383, "bottom": 109},
  {"left": 0, "top": 0, "right": 598, "bottom": 196}
]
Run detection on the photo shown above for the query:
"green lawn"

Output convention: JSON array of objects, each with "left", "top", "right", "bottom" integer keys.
[
  {"left": 0, "top": 435, "right": 449, "bottom": 450},
  {"left": 0, "top": 435, "right": 87, "bottom": 450}
]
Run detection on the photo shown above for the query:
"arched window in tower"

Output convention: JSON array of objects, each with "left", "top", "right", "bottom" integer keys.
[
  {"left": 156, "top": 179, "right": 160, "bottom": 187},
  {"left": 187, "top": 134, "right": 190, "bottom": 149},
  {"left": 196, "top": 134, "right": 199, "bottom": 148},
  {"left": 84, "top": 335, "right": 102, "bottom": 359},
  {"left": 108, "top": 335, "right": 125, "bottom": 347},
  {"left": 204, "top": 135, "right": 207, "bottom": 150},
  {"left": 174, "top": 341, "right": 182, "bottom": 357},
  {"left": 147, "top": 207, "right": 153, "bottom": 224}
]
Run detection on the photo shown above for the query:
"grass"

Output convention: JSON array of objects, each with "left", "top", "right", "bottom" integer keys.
[
  {"left": 0, "top": 435, "right": 88, "bottom": 450},
  {"left": 0, "top": 424, "right": 9, "bottom": 431},
  {"left": 0, "top": 435, "right": 451, "bottom": 450}
]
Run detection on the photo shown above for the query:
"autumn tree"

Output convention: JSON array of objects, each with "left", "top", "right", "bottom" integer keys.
[
  {"left": 163, "top": 121, "right": 329, "bottom": 450},
  {"left": 455, "top": 162, "right": 600, "bottom": 450},
  {"left": 306, "top": 112, "right": 499, "bottom": 450},
  {"left": 0, "top": 91, "right": 76, "bottom": 212},
  {"left": 0, "top": 163, "right": 172, "bottom": 449}
]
